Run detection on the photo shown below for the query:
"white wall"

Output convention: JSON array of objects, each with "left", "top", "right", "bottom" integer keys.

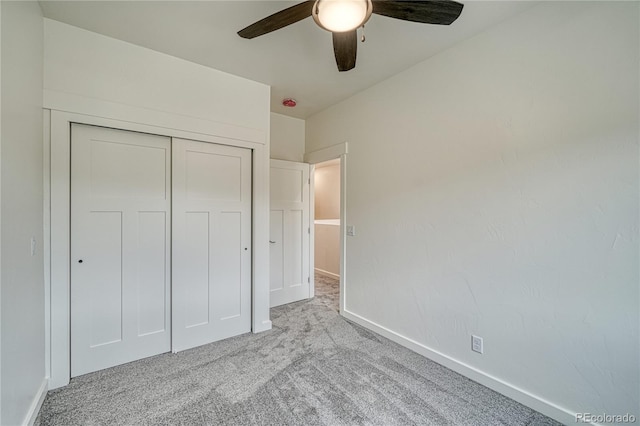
[
  {"left": 306, "top": 1, "right": 639, "bottom": 422},
  {"left": 1, "top": 1, "right": 45, "bottom": 425},
  {"left": 314, "top": 162, "right": 340, "bottom": 220},
  {"left": 270, "top": 112, "right": 305, "bottom": 162},
  {"left": 44, "top": 20, "right": 269, "bottom": 137},
  {"left": 314, "top": 224, "right": 340, "bottom": 278},
  {"left": 0, "top": 4, "right": 3, "bottom": 420}
]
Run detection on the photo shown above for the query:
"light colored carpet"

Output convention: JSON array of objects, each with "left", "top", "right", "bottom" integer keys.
[{"left": 36, "top": 276, "right": 559, "bottom": 425}]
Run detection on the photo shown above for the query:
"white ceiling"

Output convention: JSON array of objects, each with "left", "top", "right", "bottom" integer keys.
[{"left": 39, "top": 1, "right": 535, "bottom": 119}]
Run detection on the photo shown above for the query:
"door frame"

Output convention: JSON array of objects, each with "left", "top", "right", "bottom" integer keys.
[
  {"left": 304, "top": 143, "right": 348, "bottom": 313},
  {"left": 46, "top": 109, "right": 271, "bottom": 389}
]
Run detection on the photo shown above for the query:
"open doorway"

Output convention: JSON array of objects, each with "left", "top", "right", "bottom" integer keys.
[{"left": 312, "top": 158, "right": 341, "bottom": 312}]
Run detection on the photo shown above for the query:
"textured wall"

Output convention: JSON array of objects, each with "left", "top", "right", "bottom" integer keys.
[
  {"left": 314, "top": 223, "right": 340, "bottom": 277},
  {"left": 44, "top": 19, "right": 270, "bottom": 136},
  {"left": 306, "top": 1, "right": 638, "bottom": 421},
  {"left": 1, "top": 1, "right": 45, "bottom": 424},
  {"left": 270, "top": 113, "right": 305, "bottom": 162},
  {"left": 314, "top": 163, "right": 340, "bottom": 220}
]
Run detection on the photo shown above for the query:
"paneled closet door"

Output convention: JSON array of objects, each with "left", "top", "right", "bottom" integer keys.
[
  {"left": 172, "top": 138, "right": 252, "bottom": 352},
  {"left": 71, "top": 124, "right": 171, "bottom": 377}
]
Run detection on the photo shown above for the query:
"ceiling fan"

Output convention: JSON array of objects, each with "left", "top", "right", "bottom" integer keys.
[{"left": 238, "top": 0, "right": 464, "bottom": 72}]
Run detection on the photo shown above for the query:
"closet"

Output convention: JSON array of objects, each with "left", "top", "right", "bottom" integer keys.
[{"left": 70, "top": 124, "right": 251, "bottom": 376}]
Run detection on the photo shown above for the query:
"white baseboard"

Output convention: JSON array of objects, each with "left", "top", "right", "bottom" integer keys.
[
  {"left": 314, "top": 268, "right": 340, "bottom": 280},
  {"left": 24, "top": 378, "right": 48, "bottom": 426},
  {"left": 341, "top": 309, "right": 577, "bottom": 425}
]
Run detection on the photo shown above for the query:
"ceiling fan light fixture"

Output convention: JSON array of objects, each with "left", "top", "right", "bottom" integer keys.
[{"left": 313, "top": 0, "right": 371, "bottom": 33}]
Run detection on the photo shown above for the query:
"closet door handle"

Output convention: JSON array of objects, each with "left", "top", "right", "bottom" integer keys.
[{"left": 269, "top": 240, "right": 276, "bottom": 244}]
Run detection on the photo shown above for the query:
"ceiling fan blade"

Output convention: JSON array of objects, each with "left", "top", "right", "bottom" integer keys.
[
  {"left": 332, "top": 30, "right": 358, "bottom": 72},
  {"left": 372, "top": 0, "right": 463, "bottom": 25},
  {"left": 238, "top": 1, "right": 315, "bottom": 39}
]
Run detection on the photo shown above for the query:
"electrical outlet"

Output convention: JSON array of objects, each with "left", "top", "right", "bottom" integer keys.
[
  {"left": 30, "top": 237, "right": 36, "bottom": 257},
  {"left": 346, "top": 225, "right": 356, "bottom": 236},
  {"left": 472, "top": 335, "right": 483, "bottom": 354}
]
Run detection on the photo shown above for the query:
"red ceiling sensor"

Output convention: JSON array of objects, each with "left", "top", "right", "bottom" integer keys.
[{"left": 282, "top": 98, "right": 297, "bottom": 107}]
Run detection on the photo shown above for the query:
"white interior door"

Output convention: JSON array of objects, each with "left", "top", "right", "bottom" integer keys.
[
  {"left": 172, "top": 138, "right": 252, "bottom": 352},
  {"left": 270, "top": 160, "right": 310, "bottom": 307},
  {"left": 71, "top": 124, "right": 171, "bottom": 377}
]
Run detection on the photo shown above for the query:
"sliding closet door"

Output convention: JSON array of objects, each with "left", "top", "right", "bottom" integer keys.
[
  {"left": 172, "top": 138, "right": 252, "bottom": 352},
  {"left": 71, "top": 124, "right": 171, "bottom": 377}
]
